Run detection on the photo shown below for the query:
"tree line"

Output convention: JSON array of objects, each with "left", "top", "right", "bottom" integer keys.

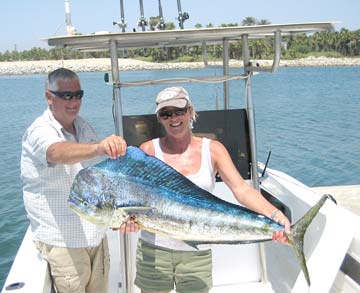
[{"left": 1, "top": 17, "right": 359, "bottom": 62}]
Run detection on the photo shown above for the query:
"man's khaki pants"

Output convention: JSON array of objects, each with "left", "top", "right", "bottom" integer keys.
[{"left": 36, "top": 237, "right": 109, "bottom": 293}]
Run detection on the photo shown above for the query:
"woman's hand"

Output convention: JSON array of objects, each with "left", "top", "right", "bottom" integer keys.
[{"left": 271, "top": 210, "right": 291, "bottom": 244}]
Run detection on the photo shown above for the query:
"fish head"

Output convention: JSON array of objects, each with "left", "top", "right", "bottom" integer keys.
[{"left": 69, "top": 167, "right": 116, "bottom": 226}]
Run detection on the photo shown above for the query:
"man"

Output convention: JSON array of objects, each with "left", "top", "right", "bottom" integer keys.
[{"left": 21, "top": 68, "right": 127, "bottom": 292}]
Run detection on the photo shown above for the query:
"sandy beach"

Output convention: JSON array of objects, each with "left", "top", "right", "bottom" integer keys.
[{"left": 1, "top": 56, "right": 360, "bottom": 75}]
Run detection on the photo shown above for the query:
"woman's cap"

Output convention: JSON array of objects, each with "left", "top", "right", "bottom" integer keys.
[{"left": 155, "top": 87, "right": 190, "bottom": 113}]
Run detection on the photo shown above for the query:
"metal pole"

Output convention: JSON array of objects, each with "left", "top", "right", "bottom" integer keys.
[
  {"left": 241, "top": 34, "right": 259, "bottom": 190},
  {"left": 110, "top": 40, "right": 124, "bottom": 136},
  {"left": 244, "top": 30, "right": 282, "bottom": 73},
  {"left": 202, "top": 41, "right": 208, "bottom": 67},
  {"left": 109, "top": 40, "right": 134, "bottom": 293},
  {"left": 271, "top": 30, "right": 282, "bottom": 72},
  {"left": 244, "top": 75, "right": 259, "bottom": 190},
  {"left": 242, "top": 34, "right": 251, "bottom": 69},
  {"left": 222, "top": 39, "right": 230, "bottom": 109},
  {"left": 242, "top": 34, "right": 268, "bottom": 285}
]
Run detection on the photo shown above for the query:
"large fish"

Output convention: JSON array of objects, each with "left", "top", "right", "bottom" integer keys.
[{"left": 69, "top": 146, "right": 334, "bottom": 286}]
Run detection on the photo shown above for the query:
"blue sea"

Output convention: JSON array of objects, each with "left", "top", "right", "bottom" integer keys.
[{"left": 0, "top": 66, "right": 359, "bottom": 289}]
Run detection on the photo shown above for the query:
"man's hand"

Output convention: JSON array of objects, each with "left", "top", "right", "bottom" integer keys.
[{"left": 97, "top": 135, "right": 127, "bottom": 159}]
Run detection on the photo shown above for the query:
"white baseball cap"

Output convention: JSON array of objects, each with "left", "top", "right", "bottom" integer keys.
[{"left": 155, "top": 87, "right": 191, "bottom": 113}]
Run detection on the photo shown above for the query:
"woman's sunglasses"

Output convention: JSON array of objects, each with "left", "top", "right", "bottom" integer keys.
[
  {"left": 49, "top": 90, "right": 84, "bottom": 100},
  {"left": 158, "top": 108, "right": 188, "bottom": 120}
]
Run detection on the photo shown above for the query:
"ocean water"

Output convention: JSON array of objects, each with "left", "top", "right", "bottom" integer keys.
[{"left": 0, "top": 66, "right": 359, "bottom": 288}]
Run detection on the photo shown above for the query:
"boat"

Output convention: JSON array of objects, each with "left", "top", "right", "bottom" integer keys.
[{"left": 2, "top": 22, "right": 360, "bottom": 293}]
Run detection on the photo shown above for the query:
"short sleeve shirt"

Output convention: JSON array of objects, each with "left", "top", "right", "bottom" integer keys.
[{"left": 21, "top": 109, "right": 107, "bottom": 247}]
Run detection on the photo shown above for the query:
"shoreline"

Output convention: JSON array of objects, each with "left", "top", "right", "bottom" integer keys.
[{"left": 1, "top": 56, "right": 360, "bottom": 75}]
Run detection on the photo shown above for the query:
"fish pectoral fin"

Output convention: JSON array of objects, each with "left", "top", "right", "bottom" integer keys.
[
  {"left": 110, "top": 206, "right": 154, "bottom": 228},
  {"left": 117, "top": 206, "right": 154, "bottom": 215},
  {"left": 115, "top": 206, "right": 154, "bottom": 221},
  {"left": 183, "top": 241, "right": 200, "bottom": 250}
]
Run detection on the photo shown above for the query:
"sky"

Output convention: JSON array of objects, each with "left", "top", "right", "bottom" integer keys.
[{"left": 0, "top": 0, "right": 359, "bottom": 53}]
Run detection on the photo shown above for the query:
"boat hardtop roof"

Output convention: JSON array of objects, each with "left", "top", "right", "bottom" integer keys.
[{"left": 45, "top": 22, "right": 336, "bottom": 51}]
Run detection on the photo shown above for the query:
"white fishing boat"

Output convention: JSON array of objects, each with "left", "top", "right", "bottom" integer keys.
[{"left": 2, "top": 22, "right": 360, "bottom": 293}]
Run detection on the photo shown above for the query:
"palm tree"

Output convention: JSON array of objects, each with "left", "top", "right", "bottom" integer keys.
[
  {"left": 257, "top": 19, "right": 270, "bottom": 25},
  {"left": 241, "top": 17, "right": 257, "bottom": 26}
]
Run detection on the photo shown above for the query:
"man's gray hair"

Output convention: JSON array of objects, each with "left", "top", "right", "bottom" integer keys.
[{"left": 46, "top": 68, "right": 80, "bottom": 91}]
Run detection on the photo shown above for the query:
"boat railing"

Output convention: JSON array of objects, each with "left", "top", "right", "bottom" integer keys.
[{"left": 109, "top": 74, "right": 250, "bottom": 88}]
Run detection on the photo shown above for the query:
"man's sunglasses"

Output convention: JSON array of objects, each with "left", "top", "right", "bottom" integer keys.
[
  {"left": 158, "top": 108, "right": 188, "bottom": 120},
  {"left": 49, "top": 90, "right": 84, "bottom": 100}
]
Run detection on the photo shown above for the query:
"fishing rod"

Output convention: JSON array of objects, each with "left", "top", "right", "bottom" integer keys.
[
  {"left": 113, "top": 0, "right": 127, "bottom": 32},
  {"left": 176, "top": 0, "right": 189, "bottom": 29},
  {"left": 157, "top": 0, "right": 166, "bottom": 30},
  {"left": 138, "top": 0, "right": 148, "bottom": 32}
]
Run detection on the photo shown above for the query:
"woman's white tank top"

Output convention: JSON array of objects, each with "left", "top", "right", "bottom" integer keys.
[{"left": 140, "top": 137, "right": 215, "bottom": 251}]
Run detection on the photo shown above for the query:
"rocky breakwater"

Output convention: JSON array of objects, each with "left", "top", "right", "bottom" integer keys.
[
  {"left": 0, "top": 58, "right": 226, "bottom": 75},
  {"left": 280, "top": 56, "right": 360, "bottom": 67},
  {"left": 1, "top": 57, "right": 360, "bottom": 75},
  {"left": 0, "top": 59, "right": 143, "bottom": 75}
]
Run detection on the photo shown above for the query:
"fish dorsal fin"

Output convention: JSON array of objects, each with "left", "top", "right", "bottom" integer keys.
[{"left": 95, "top": 146, "right": 211, "bottom": 199}]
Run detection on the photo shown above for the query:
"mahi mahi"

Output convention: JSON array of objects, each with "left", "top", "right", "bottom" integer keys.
[{"left": 69, "top": 146, "right": 335, "bottom": 286}]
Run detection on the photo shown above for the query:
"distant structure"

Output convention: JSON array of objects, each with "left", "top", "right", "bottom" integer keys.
[{"left": 64, "top": 0, "right": 77, "bottom": 35}]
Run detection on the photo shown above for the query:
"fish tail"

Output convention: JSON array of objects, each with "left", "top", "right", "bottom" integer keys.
[{"left": 285, "top": 194, "right": 336, "bottom": 286}]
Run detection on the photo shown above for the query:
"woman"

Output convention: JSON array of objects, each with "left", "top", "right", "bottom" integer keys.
[{"left": 134, "top": 86, "right": 290, "bottom": 293}]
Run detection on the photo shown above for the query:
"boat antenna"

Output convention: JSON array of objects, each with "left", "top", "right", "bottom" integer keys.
[
  {"left": 64, "top": 0, "right": 77, "bottom": 35},
  {"left": 113, "top": 0, "right": 127, "bottom": 32},
  {"left": 261, "top": 150, "right": 272, "bottom": 177},
  {"left": 157, "top": 0, "right": 166, "bottom": 30},
  {"left": 138, "top": 0, "right": 148, "bottom": 31},
  {"left": 176, "top": 0, "right": 189, "bottom": 29}
]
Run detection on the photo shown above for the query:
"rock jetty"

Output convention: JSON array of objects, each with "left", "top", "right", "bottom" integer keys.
[{"left": 1, "top": 57, "right": 360, "bottom": 75}]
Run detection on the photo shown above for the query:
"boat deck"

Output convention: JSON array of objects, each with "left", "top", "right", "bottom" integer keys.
[{"left": 312, "top": 185, "right": 360, "bottom": 216}]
